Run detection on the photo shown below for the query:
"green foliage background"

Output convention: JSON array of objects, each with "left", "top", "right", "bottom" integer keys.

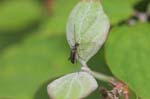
[{"left": 0, "top": 0, "right": 149, "bottom": 99}]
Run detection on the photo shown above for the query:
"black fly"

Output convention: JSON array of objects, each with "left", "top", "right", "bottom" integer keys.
[
  {"left": 68, "top": 24, "right": 80, "bottom": 64},
  {"left": 69, "top": 43, "right": 79, "bottom": 64}
]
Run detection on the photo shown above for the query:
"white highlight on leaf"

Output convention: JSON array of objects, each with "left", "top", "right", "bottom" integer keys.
[
  {"left": 47, "top": 72, "right": 98, "bottom": 99},
  {"left": 78, "top": 4, "right": 91, "bottom": 43},
  {"left": 65, "top": 73, "right": 77, "bottom": 99}
]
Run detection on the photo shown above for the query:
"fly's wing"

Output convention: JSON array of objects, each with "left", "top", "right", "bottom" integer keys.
[{"left": 77, "top": 42, "right": 102, "bottom": 62}]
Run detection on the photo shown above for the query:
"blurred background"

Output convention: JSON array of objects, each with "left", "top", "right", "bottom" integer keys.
[{"left": 0, "top": 0, "right": 149, "bottom": 99}]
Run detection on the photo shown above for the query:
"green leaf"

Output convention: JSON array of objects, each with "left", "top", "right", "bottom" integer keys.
[
  {"left": 0, "top": 34, "right": 78, "bottom": 99},
  {"left": 0, "top": 1, "right": 42, "bottom": 33},
  {"left": 105, "top": 23, "right": 150, "bottom": 99},
  {"left": 47, "top": 72, "right": 98, "bottom": 99},
  {"left": 101, "top": 0, "right": 138, "bottom": 24},
  {"left": 66, "top": 0, "right": 110, "bottom": 63}
]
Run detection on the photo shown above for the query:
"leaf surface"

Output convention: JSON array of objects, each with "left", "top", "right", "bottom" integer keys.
[
  {"left": 101, "top": 0, "right": 138, "bottom": 24},
  {"left": 105, "top": 23, "right": 150, "bottom": 99},
  {"left": 66, "top": 0, "right": 110, "bottom": 62},
  {"left": 47, "top": 72, "right": 98, "bottom": 99}
]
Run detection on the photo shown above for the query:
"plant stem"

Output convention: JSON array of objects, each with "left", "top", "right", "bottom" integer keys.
[
  {"left": 90, "top": 70, "right": 116, "bottom": 83},
  {"left": 81, "top": 62, "right": 118, "bottom": 85}
]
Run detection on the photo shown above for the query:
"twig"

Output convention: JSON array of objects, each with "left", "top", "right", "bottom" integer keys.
[{"left": 80, "top": 62, "right": 117, "bottom": 85}]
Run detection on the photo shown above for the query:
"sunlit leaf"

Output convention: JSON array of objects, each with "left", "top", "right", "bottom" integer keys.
[{"left": 105, "top": 23, "right": 150, "bottom": 99}]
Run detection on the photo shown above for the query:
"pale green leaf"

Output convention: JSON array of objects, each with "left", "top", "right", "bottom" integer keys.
[
  {"left": 47, "top": 72, "right": 98, "bottom": 99},
  {"left": 66, "top": 0, "right": 110, "bottom": 63}
]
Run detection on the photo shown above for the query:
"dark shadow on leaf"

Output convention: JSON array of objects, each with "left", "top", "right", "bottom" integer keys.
[
  {"left": 88, "top": 46, "right": 113, "bottom": 76},
  {"left": 134, "top": 0, "right": 150, "bottom": 12},
  {"left": 33, "top": 79, "right": 52, "bottom": 99},
  {"left": 0, "top": 20, "right": 41, "bottom": 54}
]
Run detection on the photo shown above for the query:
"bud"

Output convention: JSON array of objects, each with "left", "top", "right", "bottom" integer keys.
[{"left": 66, "top": 0, "right": 110, "bottom": 63}]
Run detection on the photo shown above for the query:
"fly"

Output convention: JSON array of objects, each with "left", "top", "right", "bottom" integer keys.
[
  {"left": 69, "top": 43, "right": 79, "bottom": 64},
  {"left": 68, "top": 24, "right": 80, "bottom": 64}
]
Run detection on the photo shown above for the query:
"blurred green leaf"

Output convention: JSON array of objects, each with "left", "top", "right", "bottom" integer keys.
[
  {"left": 0, "top": 1, "right": 43, "bottom": 33},
  {"left": 101, "top": 0, "right": 138, "bottom": 24},
  {"left": 0, "top": 34, "right": 78, "bottom": 99},
  {"left": 105, "top": 23, "right": 150, "bottom": 99},
  {"left": 40, "top": 0, "right": 78, "bottom": 35}
]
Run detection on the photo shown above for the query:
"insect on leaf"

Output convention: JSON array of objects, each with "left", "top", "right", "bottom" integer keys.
[{"left": 66, "top": 0, "right": 110, "bottom": 63}]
